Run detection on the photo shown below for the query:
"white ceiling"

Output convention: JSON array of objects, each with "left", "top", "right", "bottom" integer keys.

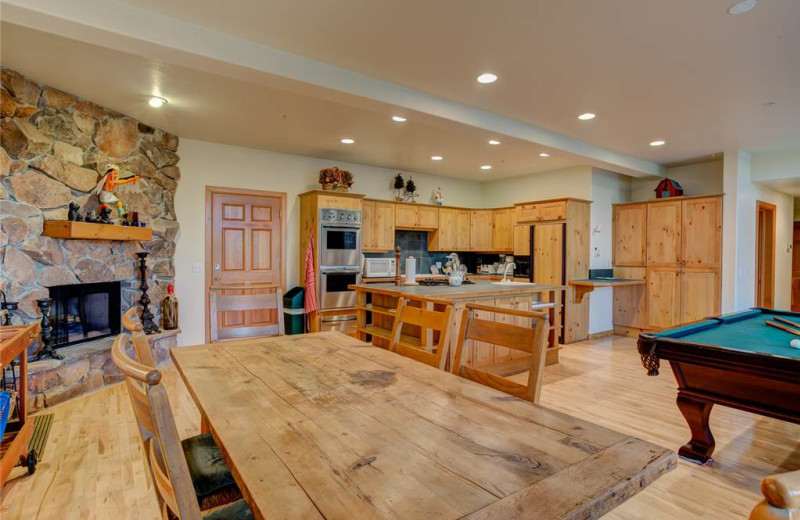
[
  {"left": 0, "top": 23, "right": 582, "bottom": 181},
  {"left": 116, "top": 0, "right": 800, "bottom": 164}
]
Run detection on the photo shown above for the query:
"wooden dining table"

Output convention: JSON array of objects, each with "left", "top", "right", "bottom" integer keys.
[{"left": 171, "top": 332, "right": 675, "bottom": 520}]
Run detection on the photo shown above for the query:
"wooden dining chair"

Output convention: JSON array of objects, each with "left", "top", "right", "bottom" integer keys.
[
  {"left": 122, "top": 307, "right": 157, "bottom": 367},
  {"left": 111, "top": 334, "right": 248, "bottom": 517},
  {"left": 749, "top": 469, "right": 800, "bottom": 520},
  {"left": 388, "top": 297, "right": 453, "bottom": 370},
  {"left": 209, "top": 285, "right": 284, "bottom": 342},
  {"left": 452, "top": 303, "right": 550, "bottom": 404}
]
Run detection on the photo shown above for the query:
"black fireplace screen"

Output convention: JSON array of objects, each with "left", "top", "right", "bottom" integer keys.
[{"left": 49, "top": 281, "right": 121, "bottom": 348}]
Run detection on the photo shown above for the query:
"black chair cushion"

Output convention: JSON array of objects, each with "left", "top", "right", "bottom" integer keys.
[
  {"left": 181, "top": 433, "right": 238, "bottom": 500},
  {"left": 203, "top": 499, "right": 254, "bottom": 520}
]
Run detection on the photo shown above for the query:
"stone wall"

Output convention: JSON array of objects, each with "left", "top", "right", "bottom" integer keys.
[{"left": 0, "top": 67, "right": 180, "bottom": 332}]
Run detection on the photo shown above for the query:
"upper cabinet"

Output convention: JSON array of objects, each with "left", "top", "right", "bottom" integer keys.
[
  {"left": 646, "top": 200, "right": 682, "bottom": 266},
  {"left": 681, "top": 196, "right": 722, "bottom": 268},
  {"left": 515, "top": 200, "right": 566, "bottom": 223},
  {"left": 613, "top": 203, "right": 647, "bottom": 266},
  {"left": 363, "top": 199, "right": 395, "bottom": 252},
  {"left": 454, "top": 210, "right": 471, "bottom": 250},
  {"left": 491, "top": 209, "right": 513, "bottom": 252},
  {"left": 395, "top": 203, "right": 438, "bottom": 230},
  {"left": 513, "top": 225, "right": 530, "bottom": 256},
  {"left": 470, "top": 210, "right": 493, "bottom": 251},
  {"left": 430, "top": 208, "right": 471, "bottom": 251}
]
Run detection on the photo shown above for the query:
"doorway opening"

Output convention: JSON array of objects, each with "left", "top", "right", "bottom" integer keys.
[
  {"left": 792, "top": 221, "right": 800, "bottom": 312},
  {"left": 755, "top": 201, "right": 776, "bottom": 309}
]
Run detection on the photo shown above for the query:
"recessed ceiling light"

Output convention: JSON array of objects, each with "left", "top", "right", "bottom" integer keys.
[
  {"left": 392, "top": 116, "right": 407, "bottom": 122},
  {"left": 340, "top": 138, "right": 355, "bottom": 144},
  {"left": 539, "top": 153, "right": 550, "bottom": 157},
  {"left": 649, "top": 140, "right": 666, "bottom": 147},
  {"left": 728, "top": 0, "right": 757, "bottom": 15},
  {"left": 481, "top": 165, "right": 492, "bottom": 170},
  {"left": 488, "top": 140, "right": 501, "bottom": 145},
  {"left": 477, "top": 73, "right": 498, "bottom": 84},
  {"left": 148, "top": 96, "right": 167, "bottom": 108},
  {"left": 578, "top": 113, "right": 596, "bottom": 121},
  {"left": 431, "top": 156, "right": 443, "bottom": 161}
]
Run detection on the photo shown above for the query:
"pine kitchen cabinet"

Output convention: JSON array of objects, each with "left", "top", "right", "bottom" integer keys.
[
  {"left": 491, "top": 208, "right": 513, "bottom": 252},
  {"left": 395, "top": 203, "right": 438, "bottom": 230},
  {"left": 470, "top": 210, "right": 493, "bottom": 251},
  {"left": 362, "top": 199, "right": 395, "bottom": 252},
  {"left": 429, "top": 208, "right": 471, "bottom": 251}
]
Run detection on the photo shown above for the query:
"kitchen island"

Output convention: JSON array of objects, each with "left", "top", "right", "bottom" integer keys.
[{"left": 351, "top": 280, "right": 567, "bottom": 370}]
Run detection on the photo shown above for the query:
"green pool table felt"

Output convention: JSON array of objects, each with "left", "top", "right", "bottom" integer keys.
[{"left": 654, "top": 309, "right": 800, "bottom": 359}]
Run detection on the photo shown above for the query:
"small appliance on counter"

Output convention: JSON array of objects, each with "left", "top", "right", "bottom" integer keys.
[{"left": 364, "top": 257, "right": 396, "bottom": 278}]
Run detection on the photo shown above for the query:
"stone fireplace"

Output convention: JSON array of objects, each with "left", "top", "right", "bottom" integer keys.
[
  {"left": 49, "top": 281, "right": 121, "bottom": 349},
  {"left": 0, "top": 67, "right": 180, "bottom": 409}
]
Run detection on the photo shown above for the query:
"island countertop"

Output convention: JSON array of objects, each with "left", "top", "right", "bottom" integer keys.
[{"left": 349, "top": 280, "right": 567, "bottom": 300}]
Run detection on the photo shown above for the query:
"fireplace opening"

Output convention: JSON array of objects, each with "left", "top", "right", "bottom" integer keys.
[{"left": 49, "top": 281, "right": 121, "bottom": 349}]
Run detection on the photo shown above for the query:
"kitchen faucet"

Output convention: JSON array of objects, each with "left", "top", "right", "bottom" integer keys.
[{"left": 502, "top": 262, "right": 516, "bottom": 283}]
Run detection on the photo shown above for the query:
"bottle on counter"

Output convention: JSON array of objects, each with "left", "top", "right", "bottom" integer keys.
[{"left": 161, "top": 284, "right": 179, "bottom": 330}]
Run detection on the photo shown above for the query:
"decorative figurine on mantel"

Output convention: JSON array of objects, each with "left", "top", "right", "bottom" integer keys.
[
  {"left": 393, "top": 173, "right": 405, "bottom": 201},
  {"left": 67, "top": 202, "right": 84, "bottom": 222},
  {"left": 404, "top": 177, "right": 418, "bottom": 203},
  {"left": 434, "top": 187, "right": 444, "bottom": 206},
  {"left": 92, "top": 165, "right": 147, "bottom": 221}
]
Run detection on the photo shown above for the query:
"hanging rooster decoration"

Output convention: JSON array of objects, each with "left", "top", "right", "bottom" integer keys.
[{"left": 91, "top": 165, "right": 148, "bottom": 220}]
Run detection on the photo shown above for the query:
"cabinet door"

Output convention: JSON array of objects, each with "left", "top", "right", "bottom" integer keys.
[
  {"left": 317, "top": 195, "right": 362, "bottom": 210},
  {"left": 374, "top": 202, "right": 396, "bottom": 251},
  {"left": 539, "top": 201, "right": 566, "bottom": 221},
  {"left": 361, "top": 200, "right": 376, "bottom": 251},
  {"left": 492, "top": 209, "right": 512, "bottom": 251},
  {"left": 646, "top": 200, "right": 682, "bottom": 267},
  {"left": 418, "top": 206, "right": 439, "bottom": 229},
  {"left": 533, "top": 223, "right": 563, "bottom": 285},
  {"left": 613, "top": 203, "right": 647, "bottom": 266},
  {"left": 680, "top": 268, "right": 720, "bottom": 323},
  {"left": 646, "top": 267, "right": 681, "bottom": 329},
  {"left": 395, "top": 204, "right": 417, "bottom": 228},
  {"left": 454, "top": 210, "right": 471, "bottom": 250},
  {"left": 470, "top": 211, "right": 493, "bottom": 251},
  {"left": 612, "top": 267, "right": 647, "bottom": 329},
  {"left": 435, "top": 208, "right": 455, "bottom": 251},
  {"left": 681, "top": 197, "right": 722, "bottom": 268},
  {"left": 513, "top": 225, "right": 531, "bottom": 256},
  {"left": 517, "top": 204, "right": 540, "bottom": 223}
]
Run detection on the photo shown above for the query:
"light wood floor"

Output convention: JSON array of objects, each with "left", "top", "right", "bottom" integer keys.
[{"left": 2, "top": 335, "right": 798, "bottom": 519}]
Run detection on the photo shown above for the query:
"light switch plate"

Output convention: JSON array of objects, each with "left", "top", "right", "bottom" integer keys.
[{"left": 192, "top": 262, "right": 203, "bottom": 273}]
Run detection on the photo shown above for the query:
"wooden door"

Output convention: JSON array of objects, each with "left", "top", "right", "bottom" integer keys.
[
  {"left": 793, "top": 222, "right": 800, "bottom": 312},
  {"left": 539, "top": 201, "right": 566, "bottom": 221},
  {"left": 646, "top": 200, "right": 682, "bottom": 267},
  {"left": 755, "top": 201, "right": 776, "bottom": 309},
  {"left": 207, "top": 187, "right": 285, "bottom": 341},
  {"left": 612, "top": 266, "right": 647, "bottom": 329},
  {"left": 613, "top": 203, "right": 647, "bottom": 266},
  {"left": 517, "top": 204, "right": 540, "bottom": 223},
  {"left": 454, "top": 210, "right": 471, "bottom": 250},
  {"left": 418, "top": 206, "right": 439, "bottom": 229},
  {"left": 680, "top": 268, "right": 720, "bottom": 323},
  {"left": 373, "top": 202, "right": 395, "bottom": 251},
  {"left": 533, "top": 223, "right": 564, "bottom": 285},
  {"left": 513, "top": 225, "right": 531, "bottom": 256},
  {"left": 361, "top": 200, "right": 376, "bottom": 251},
  {"left": 646, "top": 267, "right": 680, "bottom": 329},
  {"left": 435, "top": 208, "right": 455, "bottom": 251},
  {"left": 492, "top": 209, "right": 512, "bottom": 251},
  {"left": 681, "top": 197, "right": 722, "bottom": 268},
  {"left": 395, "top": 204, "right": 417, "bottom": 228},
  {"left": 470, "top": 211, "right": 493, "bottom": 251}
]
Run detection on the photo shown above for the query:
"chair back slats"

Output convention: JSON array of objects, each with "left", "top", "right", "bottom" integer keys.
[
  {"left": 389, "top": 298, "right": 453, "bottom": 370},
  {"left": 148, "top": 438, "right": 179, "bottom": 519},
  {"left": 452, "top": 304, "right": 549, "bottom": 404},
  {"left": 126, "top": 378, "right": 157, "bottom": 439},
  {"left": 209, "top": 285, "right": 285, "bottom": 342}
]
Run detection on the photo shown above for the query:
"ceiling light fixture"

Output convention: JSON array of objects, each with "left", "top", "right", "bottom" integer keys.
[
  {"left": 477, "top": 73, "right": 498, "bottom": 84},
  {"left": 649, "top": 140, "right": 666, "bottom": 147},
  {"left": 578, "top": 113, "right": 596, "bottom": 121},
  {"left": 340, "top": 138, "right": 355, "bottom": 144},
  {"left": 488, "top": 139, "right": 501, "bottom": 145},
  {"left": 148, "top": 96, "right": 167, "bottom": 108},
  {"left": 392, "top": 116, "right": 407, "bottom": 122},
  {"left": 539, "top": 153, "right": 550, "bottom": 157},
  {"left": 431, "top": 156, "right": 443, "bottom": 161},
  {"left": 481, "top": 165, "right": 492, "bottom": 170},
  {"left": 728, "top": 0, "right": 757, "bottom": 15}
]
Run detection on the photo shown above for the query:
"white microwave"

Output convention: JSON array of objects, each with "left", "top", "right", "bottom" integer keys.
[{"left": 363, "top": 257, "right": 396, "bottom": 278}]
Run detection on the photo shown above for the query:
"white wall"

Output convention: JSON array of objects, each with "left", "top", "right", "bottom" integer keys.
[
  {"left": 630, "top": 160, "right": 723, "bottom": 201},
  {"left": 174, "top": 139, "right": 481, "bottom": 346},
  {"left": 479, "top": 166, "right": 593, "bottom": 207},
  {"left": 751, "top": 147, "right": 800, "bottom": 183}
]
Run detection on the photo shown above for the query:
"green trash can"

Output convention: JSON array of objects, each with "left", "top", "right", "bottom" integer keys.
[{"left": 283, "top": 287, "right": 305, "bottom": 335}]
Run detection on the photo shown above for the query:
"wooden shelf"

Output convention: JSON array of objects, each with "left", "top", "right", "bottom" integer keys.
[
  {"left": 356, "top": 325, "right": 393, "bottom": 341},
  {"left": 357, "top": 305, "right": 397, "bottom": 317},
  {"left": 43, "top": 221, "right": 153, "bottom": 241}
]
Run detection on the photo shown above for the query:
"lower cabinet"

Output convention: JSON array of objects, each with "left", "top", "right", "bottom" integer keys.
[
  {"left": 644, "top": 267, "right": 720, "bottom": 329},
  {"left": 680, "top": 268, "right": 720, "bottom": 324},
  {"left": 646, "top": 268, "right": 681, "bottom": 329}
]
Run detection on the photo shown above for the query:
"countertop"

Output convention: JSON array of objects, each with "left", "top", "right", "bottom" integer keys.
[
  {"left": 350, "top": 280, "right": 567, "bottom": 300},
  {"left": 568, "top": 278, "right": 645, "bottom": 287}
]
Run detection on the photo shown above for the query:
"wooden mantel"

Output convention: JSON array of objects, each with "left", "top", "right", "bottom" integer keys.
[{"left": 43, "top": 221, "right": 153, "bottom": 241}]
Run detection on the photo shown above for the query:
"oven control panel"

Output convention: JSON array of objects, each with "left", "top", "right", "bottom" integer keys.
[{"left": 320, "top": 208, "right": 362, "bottom": 227}]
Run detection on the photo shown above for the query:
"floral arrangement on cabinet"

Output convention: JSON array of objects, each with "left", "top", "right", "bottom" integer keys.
[{"left": 318, "top": 167, "right": 354, "bottom": 192}]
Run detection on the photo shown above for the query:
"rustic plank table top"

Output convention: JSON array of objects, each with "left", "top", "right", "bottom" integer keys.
[{"left": 171, "top": 332, "right": 675, "bottom": 520}]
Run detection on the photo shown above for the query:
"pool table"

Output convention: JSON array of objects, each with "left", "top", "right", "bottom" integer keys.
[{"left": 638, "top": 308, "right": 800, "bottom": 465}]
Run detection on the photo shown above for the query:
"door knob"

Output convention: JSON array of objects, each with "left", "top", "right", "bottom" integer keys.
[{"left": 214, "top": 264, "right": 221, "bottom": 270}]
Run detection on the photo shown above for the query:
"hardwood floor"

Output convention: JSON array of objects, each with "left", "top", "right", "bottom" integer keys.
[{"left": 2, "top": 335, "right": 798, "bottom": 519}]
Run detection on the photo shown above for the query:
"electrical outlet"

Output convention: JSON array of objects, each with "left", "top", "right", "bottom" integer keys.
[{"left": 192, "top": 262, "right": 203, "bottom": 273}]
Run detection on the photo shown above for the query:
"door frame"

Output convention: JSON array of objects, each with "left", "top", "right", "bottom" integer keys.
[
  {"left": 754, "top": 200, "right": 777, "bottom": 309},
  {"left": 204, "top": 186, "right": 287, "bottom": 342}
]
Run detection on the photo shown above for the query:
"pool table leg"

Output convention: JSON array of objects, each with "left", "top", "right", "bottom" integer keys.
[{"left": 676, "top": 394, "right": 715, "bottom": 465}]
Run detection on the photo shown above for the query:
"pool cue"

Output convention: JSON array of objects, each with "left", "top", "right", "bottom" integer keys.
[
  {"left": 773, "top": 316, "right": 800, "bottom": 330},
  {"left": 766, "top": 321, "right": 800, "bottom": 337}
]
